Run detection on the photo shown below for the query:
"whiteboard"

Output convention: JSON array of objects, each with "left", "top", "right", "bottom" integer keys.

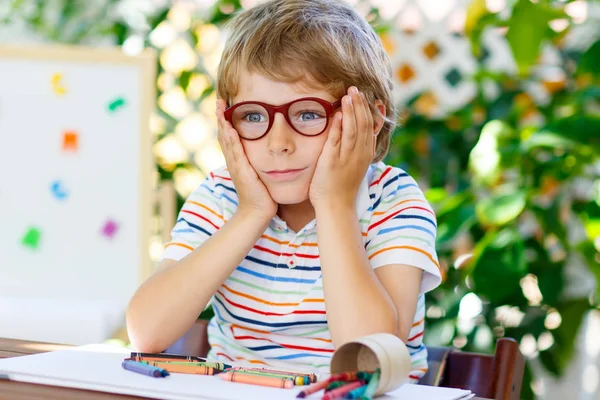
[{"left": 0, "top": 44, "right": 156, "bottom": 343}]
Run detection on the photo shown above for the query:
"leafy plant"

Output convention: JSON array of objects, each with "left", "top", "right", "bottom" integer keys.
[{"left": 387, "top": 1, "right": 599, "bottom": 398}]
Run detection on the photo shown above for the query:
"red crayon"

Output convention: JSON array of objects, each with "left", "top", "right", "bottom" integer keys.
[
  {"left": 321, "top": 381, "right": 365, "bottom": 400},
  {"left": 296, "top": 372, "right": 358, "bottom": 398}
]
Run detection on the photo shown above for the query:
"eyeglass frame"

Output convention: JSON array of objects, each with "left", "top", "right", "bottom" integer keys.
[{"left": 223, "top": 97, "right": 343, "bottom": 141}]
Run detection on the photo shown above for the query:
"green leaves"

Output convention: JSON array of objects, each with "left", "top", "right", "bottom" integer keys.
[
  {"left": 433, "top": 191, "right": 477, "bottom": 248},
  {"left": 465, "top": 0, "right": 504, "bottom": 58},
  {"left": 469, "top": 120, "right": 521, "bottom": 187},
  {"left": 476, "top": 191, "right": 527, "bottom": 226},
  {"left": 538, "top": 299, "right": 591, "bottom": 376},
  {"left": 577, "top": 39, "right": 600, "bottom": 80},
  {"left": 506, "top": 0, "right": 567, "bottom": 76},
  {"left": 577, "top": 241, "right": 600, "bottom": 302},
  {"left": 470, "top": 229, "right": 528, "bottom": 303}
]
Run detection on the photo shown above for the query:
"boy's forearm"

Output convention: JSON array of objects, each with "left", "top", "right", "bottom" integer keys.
[
  {"left": 126, "top": 211, "right": 270, "bottom": 353},
  {"left": 315, "top": 202, "right": 398, "bottom": 347}
]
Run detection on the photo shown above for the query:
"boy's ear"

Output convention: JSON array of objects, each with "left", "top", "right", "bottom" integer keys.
[{"left": 373, "top": 100, "right": 386, "bottom": 136}]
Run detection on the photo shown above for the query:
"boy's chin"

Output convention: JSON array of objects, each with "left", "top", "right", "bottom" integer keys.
[{"left": 268, "top": 188, "right": 310, "bottom": 205}]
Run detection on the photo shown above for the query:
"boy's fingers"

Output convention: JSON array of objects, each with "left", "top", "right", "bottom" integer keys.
[
  {"left": 325, "top": 111, "right": 343, "bottom": 159},
  {"left": 353, "top": 90, "right": 368, "bottom": 147},
  {"left": 228, "top": 127, "right": 247, "bottom": 164},
  {"left": 361, "top": 93, "right": 373, "bottom": 147},
  {"left": 216, "top": 102, "right": 227, "bottom": 137},
  {"left": 341, "top": 92, "right": 357, "bottom": 154}
]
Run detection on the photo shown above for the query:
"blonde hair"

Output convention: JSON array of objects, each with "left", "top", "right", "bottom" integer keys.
[{"left": 216, "top": 0, "right": 396, "bottom": 162}]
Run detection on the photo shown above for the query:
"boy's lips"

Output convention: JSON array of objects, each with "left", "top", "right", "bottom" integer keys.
[{"left": 264, "top": 167, "right": 307, "bottom": 181}]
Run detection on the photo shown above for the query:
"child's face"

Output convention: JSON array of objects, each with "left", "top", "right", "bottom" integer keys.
[{"left": 231, "top": 69, "right": 338, "bottom": 205}]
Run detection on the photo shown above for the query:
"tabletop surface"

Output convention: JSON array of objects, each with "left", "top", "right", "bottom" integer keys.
[{"left": 0, "top": 338, "right": 490, "bottom": 400}]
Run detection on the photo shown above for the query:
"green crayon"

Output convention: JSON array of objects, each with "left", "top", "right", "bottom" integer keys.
[
  {"left": 222, "top": 369, "right": 303, "bottom": 384},
  {"left": 359, "top": 369, "right": 380, "bottom": 400},
  {"left": 326, "top": 380, "right": 347, "bottom": 391}
]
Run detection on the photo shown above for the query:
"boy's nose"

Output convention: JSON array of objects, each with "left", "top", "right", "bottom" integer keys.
[{"left": 267, "top": 113, "right": 295, "bottom": 155}]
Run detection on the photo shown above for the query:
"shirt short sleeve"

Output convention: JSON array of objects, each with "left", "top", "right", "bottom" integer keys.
[
  {"left": 365, "top": 168, "right": 442, "bottom": 294},
  {"left": 161, "top": 172, "right": 226, "bottom": 262}
]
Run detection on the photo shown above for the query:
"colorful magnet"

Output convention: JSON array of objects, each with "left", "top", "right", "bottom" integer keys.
[
  {"left": 101, "top": 219, "right": 119, "bottom": 239},
  {"left": 108, "top": 97, "right": 126, "bottom": 112},
  {"left": 51, "top": 73, "right": 67, "bottom": 96},
  {"left": 22, "top": 227, "right": 41, "bottom": 249},
  {"left": 50, "top": 180, "right": 69, "bottom": 201},
  {"left": 62, "top": 130, "right": 79, "bottom": 151}
]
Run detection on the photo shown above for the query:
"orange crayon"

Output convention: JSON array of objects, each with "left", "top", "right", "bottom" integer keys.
[
  {"left": 229, "top": 367, "right": 315, "bottom": 384},
  {"left": 218, "top": 371, "right": 294, "bottom": 389},
  {"left": 251, "top": 367, "right": 316, "bottom": 382},
  {"left": 150, "top": 363, "right": 214, "bottom": 375}
]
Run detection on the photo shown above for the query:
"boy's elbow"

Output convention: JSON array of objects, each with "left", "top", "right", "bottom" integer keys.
[
  {"left": 127, "top": 326, "right": 167, "bottom": 353},
  {"left": 132, "top": 339, "right": 166, "bottom": 354},
  {"left": 397, "top": 319, "right": 414, "bottom": 343},
  {"left": 126, "top": 312, "right": 167, "bottom": 353}
]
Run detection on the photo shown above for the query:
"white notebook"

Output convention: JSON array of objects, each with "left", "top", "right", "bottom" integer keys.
[{"left": 0, "top": 344, "right": 473, "bottom": 400}]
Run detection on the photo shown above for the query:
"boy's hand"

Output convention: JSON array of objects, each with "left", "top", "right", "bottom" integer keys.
[
  {"left": 216, "top": 99, "right": 278, "bottom": 221},
  {"left": 309, "top": 86, "right": 375, "bottom": 210}
]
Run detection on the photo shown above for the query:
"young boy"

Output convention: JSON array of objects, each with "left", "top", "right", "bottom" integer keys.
[{"left": 126, "top": 0, "right": 441, "bottom": 382}]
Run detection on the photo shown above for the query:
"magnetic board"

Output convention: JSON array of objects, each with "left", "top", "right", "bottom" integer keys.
[{"left": 0, "top": 44, "right": 156, "bottom": 343}]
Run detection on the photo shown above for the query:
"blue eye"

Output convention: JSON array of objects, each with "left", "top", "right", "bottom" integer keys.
[
  {"left": 300, "top": 112, "right": 321, "bottom": 121},
  {"left": 244, "top": 113, "right": 267, "bottom": 123}
]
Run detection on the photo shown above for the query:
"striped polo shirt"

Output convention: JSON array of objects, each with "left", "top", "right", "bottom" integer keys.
[{"left": 162, "top": 161, "right": 441, "bottom": 382}]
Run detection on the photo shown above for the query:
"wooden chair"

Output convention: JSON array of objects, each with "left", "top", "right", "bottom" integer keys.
[
  {"left": 165, "top": 320, "right": 524, "bottom": 400},
  {"left": 420, "top": 338, "right": 525, "bottom": 400}
]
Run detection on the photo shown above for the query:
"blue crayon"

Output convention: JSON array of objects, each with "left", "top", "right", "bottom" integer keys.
[
  {"left": 122, "top": 360, "right": 169, "bottom": 378},
  {"left": 346, "top": 384, "right": 367, "bottom": 399}
]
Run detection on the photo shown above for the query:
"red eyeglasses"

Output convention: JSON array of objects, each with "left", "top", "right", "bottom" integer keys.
[{"left": 224, "top": 97, "right": 342, "bottom": 140}]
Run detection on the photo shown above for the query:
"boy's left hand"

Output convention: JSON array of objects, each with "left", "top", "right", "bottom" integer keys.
[{"left": 309, "top": 86, "right": 375, "bottom": 210}]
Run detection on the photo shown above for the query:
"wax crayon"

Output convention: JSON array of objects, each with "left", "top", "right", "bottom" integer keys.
[
  {"left": 359, "top": 369, "right": 380, "bottom": 400},
  {"left": 296, "top": 372, "right": 358, "bottom": 398},
  {"left": 297, "top": 376, "right": 309, "bottom": 386},
  {"left": 230, "top": 366, "right": 317, "bottom": 383},
  {"left": 227, "top": 367, "right": 312, "bottom": 384},
  {"left": 121, "top": 360, "right": 169, "bottom": 378},
  {"left": 131, "top": 354, "right": 199, "bottom": 361},
  {"left": 223, "top": 369, "right": 308, "bottom": 385},
  {"left": 129, "top": 353, "right": 232, "bottom": 369},
  {"left": 218, "top": 371, "right": 294, "bottom": 389},
  {"left": 322, "top": 381, "right": 365, "bottom": 400},
  {"left": 346, "top": 384, "right": 368, "bottom": 399},
  {"left": 326, "top": 380, "right": 346, "bottom": 391},
  {"left": 130, "top": 352, "right": 204, "bottom": 362},
  {"left": 152, "top": 363, "right": 215, "bottom": 375},
  {"left": 143, "top": 360, "right": 227, "bottom": 371},
  {"left": 356, "top": 371, "right": 373, "bottom": 381}
]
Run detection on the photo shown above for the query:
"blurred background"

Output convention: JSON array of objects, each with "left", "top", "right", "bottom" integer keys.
[{"left": 0, "top": 0, "right": 598, "bottom": 398}]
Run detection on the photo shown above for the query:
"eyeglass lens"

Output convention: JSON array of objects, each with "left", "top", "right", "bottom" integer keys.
[{"left": 230, "top": 100, "right": 328, "bottom": 139}]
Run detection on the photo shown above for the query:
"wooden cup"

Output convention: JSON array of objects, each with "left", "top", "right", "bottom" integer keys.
[{"left": 330, "top": 333, "right": 411, "bottom": 396}]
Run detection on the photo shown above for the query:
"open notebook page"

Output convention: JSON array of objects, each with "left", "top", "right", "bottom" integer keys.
[{"left": 0, "top": 344, "right": 472, "bottom": 400}]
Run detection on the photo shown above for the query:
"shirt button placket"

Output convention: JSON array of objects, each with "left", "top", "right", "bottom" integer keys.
[{"left": 288, "top": 234, "right": 300, "bottom": 269}]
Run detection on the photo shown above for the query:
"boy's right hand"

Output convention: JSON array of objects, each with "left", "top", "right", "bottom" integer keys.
[{"left": 216, "top": 99, "right": 278, "bottom": 221}]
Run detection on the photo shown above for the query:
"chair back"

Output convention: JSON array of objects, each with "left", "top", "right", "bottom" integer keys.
[{"left": 440, "top": 338, "right": 525, "bottom": 400}]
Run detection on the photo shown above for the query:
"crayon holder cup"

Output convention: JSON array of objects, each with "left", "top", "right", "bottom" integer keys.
[{"left": 330, "top": 333, "right": 411, "bottom": 396}]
